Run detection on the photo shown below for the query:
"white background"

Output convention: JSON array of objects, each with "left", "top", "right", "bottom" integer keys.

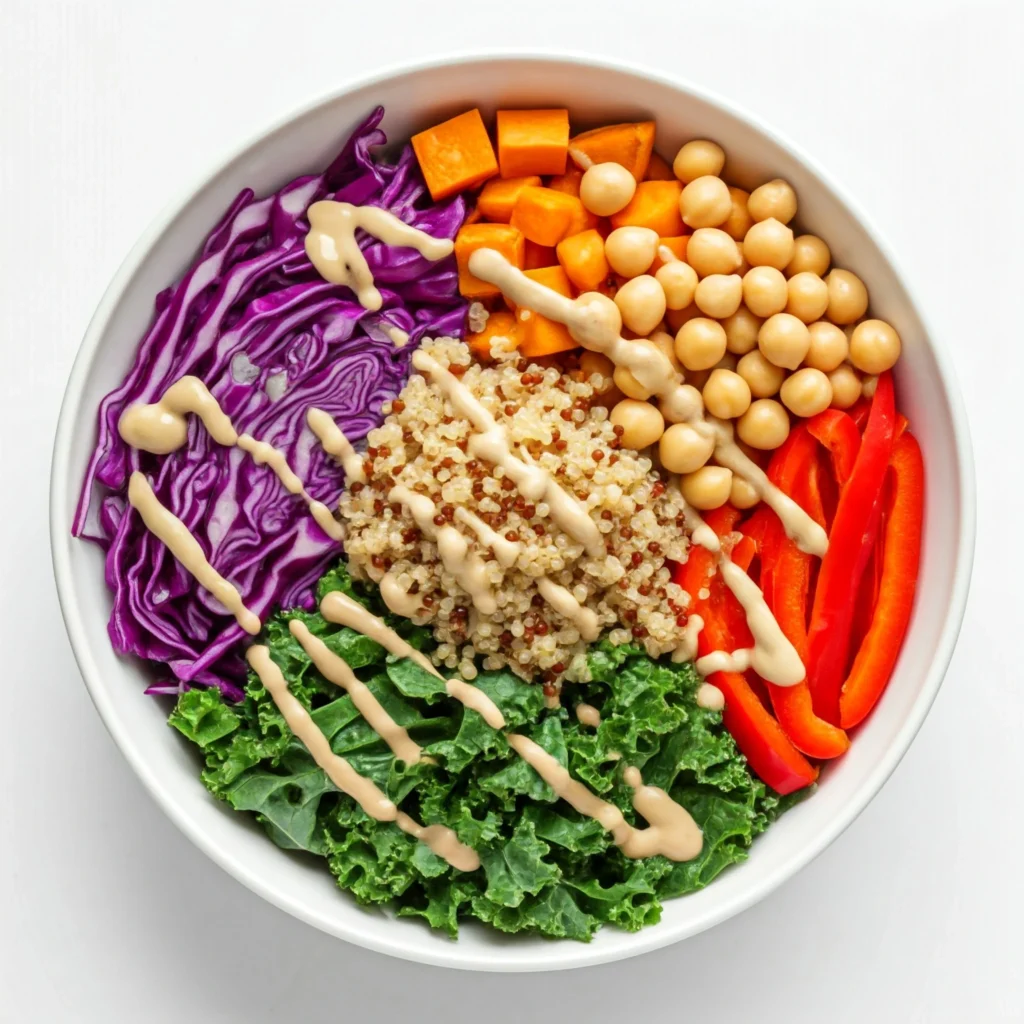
[{"left": 2, "top": 1, "right": 1021, "bottom": 1020}]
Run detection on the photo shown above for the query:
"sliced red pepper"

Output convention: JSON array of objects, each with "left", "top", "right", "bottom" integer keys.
[
  {"left": 839, "top": 432, "right": 924, "bottom": 727},
  {"left": 675, "top": 506, "right": 818, "bottom": 794},
  {"left": 807, "top": 372, "right": 896, "bottom": 723},
  {"left": 807, "top": 409, "right": 860, "bottom": 487},
  {"left": 757, "top": 429, "right": 850, "bottom": 759}
]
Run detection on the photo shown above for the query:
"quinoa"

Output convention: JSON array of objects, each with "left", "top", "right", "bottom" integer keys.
[{"left": 339, "top": 337, "right": 692, "bottom": 688}]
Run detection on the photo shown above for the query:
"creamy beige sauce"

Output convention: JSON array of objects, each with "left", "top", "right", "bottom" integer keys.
[
  {"left": 385, "top": 325, "right": 411, "bottom": 348},
  {"left": 118, "top": 376, "right": 237, "bottom": 453},
  {"left": 506, "top": 734, "right": 702, "bottom": 862},
  {"left": 536, "top": 577, "right": 600, "bottom": 641},
  {"left": 696, "top": 648, "right": 752, "bottom": 675},
  {"left": 464, "top": 249, "right": 827, "bottom": 557},
  {"left": 411, "top": 350, "right": 604, "bottom": 557},
  {"left": 289, "top": 619, "right": 423, "bottom": 764},
  {"left": 378, "top": 571, "right": 423, "bottom": 618},
  {"left": 319, "top": 590, "right": 505, "bottom": 729},
  {"left": 389, "top": 484, "right": 498, "bottom": 615},
  {"left": 306, "top": 407, "right": 366, "bottom": 484},
  {"left": 455, "top": 507, "right": 520, "bottom": 568},
  {"left": 305, "top": 200, "right": 454, "bottom": 312},
  {"left": 247, "top": 645, "right": 478, "bottom": 872},
  {"left": 118, "top": 379, "right": 344, "bottom": 542},
  {"left": 127, "top": 472, "right": 260, "bottom": 634},
  {"left": 575, "top": 703, "right": 601, "bottom": 728},
  {"left": 696, "top": 682, "right": 725, "bottom": 711},
  {"left": 672, "top": 613, "right": 704, "bottom": 663}
]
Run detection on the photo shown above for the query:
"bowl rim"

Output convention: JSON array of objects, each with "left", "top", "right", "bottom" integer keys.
[{"left": 50, "top": 47, "right": 977, "bottom": 972}]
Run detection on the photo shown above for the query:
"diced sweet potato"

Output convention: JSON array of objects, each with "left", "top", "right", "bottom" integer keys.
[
  {"left": 556, "top": 229, "right": 610, "bottom": 292},
  {"left": 547, "top": 167, "right": 584, "bottom": 196},
  {"left": 524, "top": 240, "right": 558, "bottom": 269},
  {"left": 567, "top": 121, "right": 656, "bottom": 181},
  {"left": 645, "top": 152, "right": 676, "bottom": 180},
  {"left": 650, "top": 235, "right": 690, "bottom": 272},
  {"left": 455, "top": 223, "right": 525, "bottom": 298},
  {"left": 511, "top": 186, "right": 591, "bottom": 247},
  {"left": 412, "top": 109, "right": 499, "bottom": 201},
  {"left": 476, "top": 175, "right": 543, "bottom": 222},
  {"left": 609, "top": 180, "right": 685, "bottom": 236},
  {"left": 467, "top": 311, "right": 518, "bottom": 360},
  {"left": 518, "top": 265, "right": 578, "bottom": 357},
  {"left": 496, "top": 109, "right": 570, "bottom": 177}
]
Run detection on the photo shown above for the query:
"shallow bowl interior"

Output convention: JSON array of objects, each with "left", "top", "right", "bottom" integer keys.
[{"left": 50, "top": 53, "right": 974, "bottom": 972}]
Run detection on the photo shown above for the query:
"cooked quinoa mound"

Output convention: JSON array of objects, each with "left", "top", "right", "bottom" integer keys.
[{"left": 339, "top": 338, "right": 693, "bottom": 688}]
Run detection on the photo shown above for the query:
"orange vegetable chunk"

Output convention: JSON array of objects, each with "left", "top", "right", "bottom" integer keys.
[
  {"left": 609, "top": 180, "right": 685, "bottom": 236},
  {"left": 547, "top": 167, "right": 584, "bottom": 196},
  {"left": 476, "top": 175, "right": 543, "bottom": 222},
  {"left": 411, "top": 109, "right": 499, "bottom": 201},
  {"left": 568, "top": 121, "right": 656, "bottom": 181},
  {"left": 467, "top": 310, "right": 519, "bottom": 361},
  {"left": 524, "top": 240, "right": 558, "bottom": 269},
  {"left": 511, "top": 186, "right": 591, "bottom": 247},
  {"left": 454, "top": 223, "right": 525, "bottom": 298},
  {"left": 517, "top": 266, "right": 578, "bottom": 357},
  {"left": 645, "top": 152, "right": 676, "bottom": 180},
  {"left": 557, "top": 229, "right": 610, "bottom": 292},
  {"left": 650, "top": 235, "right": 690, "bottom": 272},
  {"left": 496, "top": 109, "right": 570, "bottom": 177}
]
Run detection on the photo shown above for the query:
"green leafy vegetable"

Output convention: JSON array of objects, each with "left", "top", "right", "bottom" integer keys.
[{"left": 169, "top": 562, "right": 800, "bottom": 941}]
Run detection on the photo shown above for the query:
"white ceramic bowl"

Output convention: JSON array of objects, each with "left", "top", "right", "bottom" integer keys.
[{"left": 50, "top": 52, "right": 975, "bottom": 972}]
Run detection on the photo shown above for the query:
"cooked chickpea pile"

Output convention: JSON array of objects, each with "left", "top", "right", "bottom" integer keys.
[{"left": 566, "top": 137, "right": 902, "bottom": 510}]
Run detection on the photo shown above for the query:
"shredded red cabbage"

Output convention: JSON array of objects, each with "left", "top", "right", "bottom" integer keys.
[{"left": 74, "top": 108, "right": 467, "bottom": 699}]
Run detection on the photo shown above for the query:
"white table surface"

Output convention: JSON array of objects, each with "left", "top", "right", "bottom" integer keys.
[{"left": 2, "top": 1, "right": 1021, "bottom": 1020}]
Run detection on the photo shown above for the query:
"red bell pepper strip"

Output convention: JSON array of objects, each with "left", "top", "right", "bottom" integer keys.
[
  {"left": 839, "top": 432, "right": 924, "bottom": 727},
  {"left": 807, "top": 409, "right": 860, "bottom": 488},
  {"left": 674, "top": 507, "right": 818, "bottom": 794},
  {"left": 807, "top": 372, "right": 896, "bottom": 723},
  {"left": 757, "top": 429, "right": 850, "bottom": 759}
]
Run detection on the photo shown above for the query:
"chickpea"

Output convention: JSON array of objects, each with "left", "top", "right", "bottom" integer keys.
[
  {"left": 730, "top": 475, "right": 760, "bottom": 510},
  {"left": 579, "top": 351, "right": 616, "bottom": 387},
  {"left": 660, "top": 383, "right": 704, "bottom": 424},
  {"left": 722, "top": 305, "right": 763, "bottom": 355},
  {"left": 686, "top": 228, "right": 741, "bottom": 277},
  {"left": 613, "top": 364, "right": 651, "bottom": 401},
  {"left": 722, "top": 187, "right": 754, "bottom": 241},
  {"left": 828, "top": 364, "right": 862, "bottom": 409},
  {"left": 579, "top": 162, "right": 637, "bottom": 216},
  {"left": 826, "top": 269, "right": 869, "bottom": 325},
  {"left": 862, "top": 375, "right": 879, "bottom": 398},
  {"left": 786, "top": 234, "right": 831, "bottom": 278},
  {"left": 682, "top": 466, "right": 733, "bottom": 510},
  {"left": 714, "top": 352, "right": 738, "bottom": 372},
  {"left": 615, "top": 275, "right": 667, "bottom": 335},
  {"left": 742, "top": 266, "right": 788, "bottom": 318},
  {"left": 650, "top": 329, "right": 684, "bottom": 374},
  {"left": 680, "top": 175, "right": 732, "bottom": 228},
  {"left": 742, "top": 218, "right": 795, "bottom": 270},
  {"left": 747, "top": 178, "right": 797, "bottom": 224},
  {"left": 665, "top": 301, "right": 702, "bottom": 333},
  {"left": 758, "top": 313, "right": 810, "bottom": 370},
  {"left": 675, "top": 317, "right": 728, "bottom": 371},
  {"left": 849, "top": 318, "right": 901, "bottom": 373},
  {"left": 610, "top": 398, "right": 665, "bottom": 449},
  {"left": 655, "top": 260, "right": 698, "bottom": 310},
  {"left": 695, "top": 274, "right": 743, "bottom": 318},
  {"left": 673, "top": 139, "right": 726, "bottom": 182},
  {"left": 804, "top": 321, "right": 848, "bottom": 372},
  {"left": 737, "top": 399, "right": 790, "bottom": 450},
  {"left": 660, "top": 422, "right": 715, "bottom": 474},
  {"left": 703, "top": 368, "right": 752, "bottom": 419},
  {"left": 737, "top": 349, "right": 786, "bottom": 398},
  {"left": 785, "top": 271, "right": 829, "bottom": 324},
  {"left": 604, "top": 226, "right": 659, "bottom": 278},
  {"left": 780, "top": 367, "right": 833, "bottom": 418}
]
